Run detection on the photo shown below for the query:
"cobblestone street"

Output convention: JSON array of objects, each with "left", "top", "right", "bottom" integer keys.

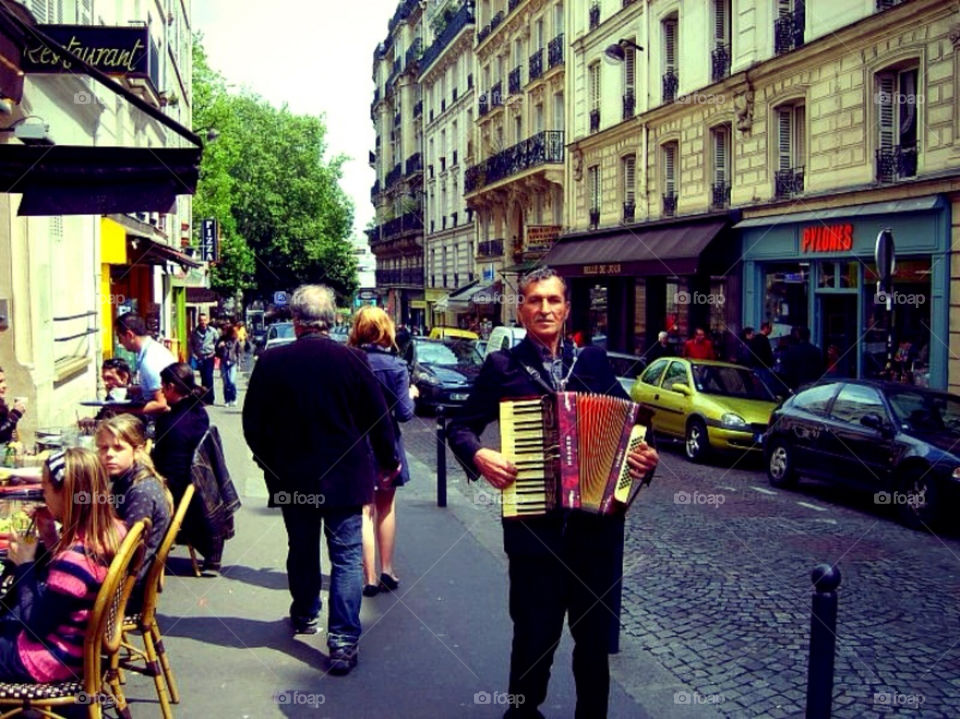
[{"left": 400, "top": 411, "right": 960, "bottom": 718}]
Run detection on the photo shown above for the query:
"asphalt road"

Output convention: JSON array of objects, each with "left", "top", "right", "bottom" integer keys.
[{"left": 400, "top": 408, "right": 960, "bottom": 718}]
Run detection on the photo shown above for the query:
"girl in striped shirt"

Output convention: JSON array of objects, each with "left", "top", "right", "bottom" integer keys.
[{"left": 0, "top": 448, "right": 125, "bottom": 682}]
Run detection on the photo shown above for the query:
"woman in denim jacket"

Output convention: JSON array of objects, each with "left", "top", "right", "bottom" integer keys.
[{"left": 348, "top": 307, "right": 418, "bottom": 596}]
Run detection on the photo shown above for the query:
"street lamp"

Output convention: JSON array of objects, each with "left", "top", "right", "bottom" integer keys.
[{"left": 604, "top": 39, "right": 644, "bottom": 64}]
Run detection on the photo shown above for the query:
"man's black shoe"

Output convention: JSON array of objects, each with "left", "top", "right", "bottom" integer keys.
[
  {"left": 289, "top": 615, "right": 319, "bottom": 635},
  {"left": 328, "top": 644, "right": 358, "bottom": 675}
]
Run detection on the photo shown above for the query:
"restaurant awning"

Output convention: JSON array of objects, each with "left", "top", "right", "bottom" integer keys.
[
  {"left": 434, "top": 280, "right": 501, "bottom": 312},
  {"left": 0, "top": 145, "right": 200, "bottom": 216},
  {"left": 541, "top": 219, "right": 728, "bottom": 277},
  {"left": 132, "top": 234, "right": 201, "bottom": 269}
]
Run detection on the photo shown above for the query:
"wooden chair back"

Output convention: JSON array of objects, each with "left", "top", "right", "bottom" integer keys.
[{"left": 141, "top": 483, "right": 195, "bottom": 623}]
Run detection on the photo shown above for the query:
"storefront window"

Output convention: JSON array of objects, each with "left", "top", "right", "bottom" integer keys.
[
  {"left": 589, "top": 284, "right": 608, "bottom": 349},
  {"left": 762, "top": 263, "right": 809, "bottom": 341},
  {"left": 862, "top": 259, "right": 931, "bottom": 385},
  {"left": 818, "top": 262, "right": 858, "bottom": 289}
]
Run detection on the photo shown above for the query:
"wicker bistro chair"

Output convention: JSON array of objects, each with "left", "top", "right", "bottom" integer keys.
[
  {"left": 116, "top": 484, "right": 195, "bottom": 718},
  {"left": 0, "top": 518, "right": 150, "bottom": 719}
]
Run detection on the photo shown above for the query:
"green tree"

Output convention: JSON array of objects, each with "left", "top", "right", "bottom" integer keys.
[{"left": 192, "top": 36, "right": 358, "bottom": 302}]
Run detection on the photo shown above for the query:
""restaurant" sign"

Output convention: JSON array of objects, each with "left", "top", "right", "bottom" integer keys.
[{"left": 22, "top": 25, "right": 153, "bottom": 79}]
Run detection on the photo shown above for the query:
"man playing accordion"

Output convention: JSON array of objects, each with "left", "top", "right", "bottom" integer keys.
[{"left": 448, "top": 267, "right": 659, "bottom": 719}]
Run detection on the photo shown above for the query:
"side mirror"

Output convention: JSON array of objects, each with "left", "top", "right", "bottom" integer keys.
[
  {"left": 670, "top": 383, "right": 691, "bottom": 396},
  {"left": 861, "top": 413, "right": 892, "bottom": 436}
]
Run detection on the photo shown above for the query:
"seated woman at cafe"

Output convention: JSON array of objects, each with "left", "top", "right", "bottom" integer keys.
[
  {"left": 95, "top": 414, "right": 172, "bottom": 606},
  {"left": 0, "top": 367, "right": 25, "bottom": 444},
  {"left": 152, "top": 363, "right": 223, "bottom": 572},
  {"left": 0, "top": 447, "right": 125, "bottom": 683}
]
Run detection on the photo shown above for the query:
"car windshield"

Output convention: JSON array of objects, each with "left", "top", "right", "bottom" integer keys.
[
  {"left": 272, "top": 323, "right": 295, "bottom": 339},
  {"left": 691, "top": 364, "right": 776, "bottom": 401},
  {"left": 887, "top": 389, "right": 960, "bottom": 433},
  {"left": 416, "top": 339, "right": 482, "bottom": 367}
]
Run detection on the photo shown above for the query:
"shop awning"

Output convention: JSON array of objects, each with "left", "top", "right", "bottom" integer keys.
[
  {"left": 733, "top": 195, "right": 943, "bottom": 228},
  {"left": 542, "top": 219, "right": 727, "bottom": 277},
  {"left": 132, "top": 234, "right": 201, "bottom": 269},
  {"left": 434, "top": 280, "right": 501, "bottom": 312},
  {"left": 0, "top": 145, "right": 200, "bottom": 216}
]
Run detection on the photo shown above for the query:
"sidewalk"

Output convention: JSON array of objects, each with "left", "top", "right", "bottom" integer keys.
[{"left": 114, "top": 372, "right": 708, "bottom": 718}]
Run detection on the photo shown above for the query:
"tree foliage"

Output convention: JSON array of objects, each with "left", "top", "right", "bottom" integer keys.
[{"left": 192, "top": 36, "right": 358, "bottom": 302}]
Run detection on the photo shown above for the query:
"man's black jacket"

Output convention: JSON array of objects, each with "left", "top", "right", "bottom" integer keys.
[
  {"left": 447, "top": 337, "right": 635, "bottom": 556},
  {"left": 243, "top": 332, "right": 398, "bottom": 508}
]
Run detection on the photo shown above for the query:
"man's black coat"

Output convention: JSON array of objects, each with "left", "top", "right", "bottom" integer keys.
[{"left": 243, "top": 333, "right": 398, "bottom": 508}]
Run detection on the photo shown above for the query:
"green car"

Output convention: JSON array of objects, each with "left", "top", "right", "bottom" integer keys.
[{"left": 629, "top": 358, "right": 780, "bottom": 462}]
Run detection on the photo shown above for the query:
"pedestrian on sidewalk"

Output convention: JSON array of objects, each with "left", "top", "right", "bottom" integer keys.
[
  {"left": 448, "top": 267, "right": 660, "bottom": 719},
  {"left": 347, "top": 306, "right": 419, "bottom": 597},
  {"left": 216, "top": 323, "right": 243, "bottom": 407},
  {"left": 242, "top": 284, "right": 399, "bottom": 676},
  {"left": 189, "top": 313, "right": 219, "bottom": 406}
]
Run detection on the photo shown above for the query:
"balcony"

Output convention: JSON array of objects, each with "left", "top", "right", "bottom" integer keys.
[
  {"left": 465, "top": 130, "right": 565, "bottom": 193},
  {"left": 404, "top": 38, "right": 422, "bottom": 70},
  {"left": 509, "top": 0, "right": 521, "bottom": 11},
  {"left": 589, "top": 3, "right": 600, "bottom": 30},
  {"left": 712, "top": 43, "right": 730, "bottom": 83},
  {"left": 663, "top": 71, "right": 679, "bottom": 103},
  {"left": 509, "top": 66, "right": 522, "bottom": 95},
  {"left": 478, "top": 239, "right": 504, "bottom": 258},
  {"left": 876, "top": 144, "right": 918, "bottom": 182},
  {"left": 386, "top": 163, "right": 403, "bottom": 188},
  {"left": 774, "top": 167, "right": 805, "bottom": 199},
  {"left": 421, "top": 2, "right": 475, "bottom": 71},
  {"left": 711, "top": 182, "right": 731, "bottom": 209},
  {"left": 405, "top": 152, "right": 422, "bottom": 176},
  {"left": 622, "top": 92, "right": 635, "bottom": 120},
  {"left": 622, "top": 201, "right": 635, "bottom": 222},
  {"left": 376, "top": 268, "right": 424, "bottom": 287},
  {"left": 589, "top": 109, "right": 600, "bottom": 133},
  {"left": 452, "top": 87, "right": 458, "bottom": 102},
  {"left": 589, "top": 208, "right": 600, "bottom": 229},
  {"left": 774, "top": 7, "right": 805, "bottom": 56},
  {"left": 414, "top": 100, "right": 422, "bottom": 117},
  {"left": 394, "top": 112, "right": 402, "bottom": 126},
  {"left": 382, "top": 212, "right": 423, "bottom": 240},
  {"left": 663, "top": 192, "right": 677, "bottom": 216},
  {"left": 489, "top": 11, "right": 504, "bottom": 34},
  {"left": 370, "top": 180, "right": 380, "bottom": 201},
  {"left": 548, "top": 34, "right": 564, "bottom": 68},
  {"left": 491, "top": 81, "right": 503, "bottom": 107},
  {"left": 529, "top": 49, "right": 544, "bottom": 81},
  {"left": 477, "top": 24, "right": 491, "bottom": 44},
  {"left": 479, "top": 95, "right": 489, "bottom": 116}
]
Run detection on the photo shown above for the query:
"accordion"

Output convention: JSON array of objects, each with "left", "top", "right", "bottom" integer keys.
[{"left": 499, "top": 392, "right": 653, "bottom": 518}]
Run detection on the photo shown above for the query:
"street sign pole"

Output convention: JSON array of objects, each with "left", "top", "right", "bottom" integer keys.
[{"left": 875, "top": 229, "right": 896, "bottom": 379}]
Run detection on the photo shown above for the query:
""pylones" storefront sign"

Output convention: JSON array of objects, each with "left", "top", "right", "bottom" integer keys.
[{"left": 801, "top": 223, "right": 854, "bottom": 253}]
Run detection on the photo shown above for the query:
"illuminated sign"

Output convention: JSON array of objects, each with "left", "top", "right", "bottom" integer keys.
[{"left": 801, "top": 224, "right": 853, "bottom": 253}]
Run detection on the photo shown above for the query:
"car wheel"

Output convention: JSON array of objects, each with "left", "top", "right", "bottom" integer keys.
[
  {"left": 895, "top": 465, "right": 940, "bottom": 530},
  {"left": 684, "top": 419, "right": 710, "bottom": 463},
  {"left": 766, "top": 438, "right": 798, "bottom": 488}
]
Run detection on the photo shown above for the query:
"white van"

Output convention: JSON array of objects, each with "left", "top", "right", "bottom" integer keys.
[{"left": 483, "top": 326, "right": 526, "bottom": 359}]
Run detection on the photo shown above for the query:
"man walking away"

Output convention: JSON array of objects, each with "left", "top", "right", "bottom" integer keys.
[
  {"left": 190, "top": 313, "right": 219, "bottom": 405},
  {"left": 644, "top": 330, "right": 673, "bottom": 363},
  {"left": 242, "top": 285, "right": 398, "bottom": 676}
]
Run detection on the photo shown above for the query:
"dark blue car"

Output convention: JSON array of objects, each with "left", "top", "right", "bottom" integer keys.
[
  {"left": 764, "top": 380, "right": 960, "bottom": 529},
  {"left": 403, "top": 337, "right": 483, "bottom": 414}
]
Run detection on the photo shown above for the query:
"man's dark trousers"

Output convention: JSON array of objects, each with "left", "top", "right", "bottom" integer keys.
[{"left": 198, "top": 356, "right": 216, "bottom": 405}]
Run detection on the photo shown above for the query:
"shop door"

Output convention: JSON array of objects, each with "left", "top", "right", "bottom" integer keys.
[{"left": 819, "top": 294, "right": 857, "bottom": 378}]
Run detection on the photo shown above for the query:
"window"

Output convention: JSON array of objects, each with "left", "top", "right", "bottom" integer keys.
[
  {"left": 554, "top": 92, "right": 565, "bottom": 133},
  {"left": 641, "top": 359, "right": 669, "bottom": 387},
  {"left": 875, "top": 66, "right": 919, "bottom": 181},
  {"left": 662, "top": 142, "right": 678, "bottom": 215},
  {"left": 515, "top": 115, "right": 523, "bottom": 142},
  {"left": 830, "top": 384, "right": 888, "bottom": 425},
  {"left": 623, "top": 38, "right": 637, "bottom": 119},
  {"left": 711, "top": 124, "right": 731, "bottom": 208},
  {"left": 775, "top": 103, "right": 805, "bottom": 198},
  {"left": 622, "top": 155, "right": 636, "bottom": 221},
  {"left": 662, "top": 15, "right": 678, "bottom": 103},
  {"left": 535, "top": 104, "right": 544, "bottom": 133},
  {"left": 536, "top": 18, "right": 544, "bottom": 50},
  {"left": 588, "top": 165, "right": 600, "bottom": 226},
  {"left": 712, "top": 0, "right": 731, "bottom": 81},
  {"left": 663, "top": 361, "right": 690, "bottom": 390},
  {"left": 775, "top": 0, "right": 805, "bottom": 55},
  {"left": 589, "top": 61, "right": 601, "bottom": 131},
  {"left": 792, "top": 383, "right": 839, "bottom": 416}
]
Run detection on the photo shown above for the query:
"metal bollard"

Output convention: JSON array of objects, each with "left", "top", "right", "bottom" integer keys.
[
  {"left": 436, "top": 405, "right": 447, "bottom": 507},
  {"left": 806, "top": 563, "right": 841, "bottom": 719}
]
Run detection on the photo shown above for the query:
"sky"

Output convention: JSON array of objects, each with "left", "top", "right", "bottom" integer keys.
[{"left": 193, "top": 0, "right": 400, "bottom": 246}]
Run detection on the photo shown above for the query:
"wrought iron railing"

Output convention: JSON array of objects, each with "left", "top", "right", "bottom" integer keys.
[
  {"left": 622, "top": 92, "right": 635, "bottom": 120},
  {"left": 479, "top": 95, "right": 489, "bottom": 116},
  {"left": 876, "top": 144, "right": 918, "bottom": 182},
  {"left": 589, "top": 3, "right": 600, "bottom": 29},
  {"left": 548, "top": 34, "right": 564, "bottom": 67},
  {"left": 774, "top": 5, "right": 805, "bottom": 55},
  {"left": 663, "top": 71, "right": 679, "bottom": 103},
  {"left": 589, "top": 109, "right": 600, "bottom": 133},
  {"left": 622, "top": 202, "right": 635, "bottom": 222},
  {"left": 405, "top": 38, "right": 422, "bottom": 69},
  {"left": 382, "top": 212, "right": 423, "bottom": 239},
  {"left": 711, "top": 182, "right": 731, "bottom": 209},
  {"left": 589, "top": 208, "right": 600, "bottom": 228},
  {"left": 386, "top": 163, "right": 403, "bottom": 188},
  {"left": 663, "top": 192, "right": 677, "bottom": 216},
  {"left": 509, "top": 66, "right": 522, "bottom": 94},
  {"left": 478, "top": 239, "right": 504, "bottom": 258},
  {"left": 509, "top": 0, "right": 521, "bottom": 11},
  {"left": 529, "top": 49, "right": 544, "bottom": 81},
  {"left": 405, "top": 153, "right": 422, "bottom": 176},
  {"left": 465, "top": 130, "right": 565, "bottom": 193},
  {"left": 774, "top": 167, "right": 805, "bottom": 198},
  {"left": 491, "top": 81, "right": 503, "bottom": 107},
  {"left": 421, "top": 2, "right": 474, "bottom": 71},
  {"left": 712, "top": 43, "right": 730, "bottom": 83},
  {"left": 414, "top": 100, "right": 422, "bottom": 117}
]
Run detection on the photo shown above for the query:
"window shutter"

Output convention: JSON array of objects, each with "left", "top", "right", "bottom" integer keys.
[
  {"left": 624, "top": 156, "right": 636, "bottom": 204},
  {"left": 589, "top": 166, "right": 600, "bottom": 211},
  {"left": 590, "top": 63, "right": 600, "bottom": 110},
  {"left": 664, "top": 144, "right": 676, "bottom": 194},
  {"left": 876, "top": 73, "right": 895, "bottom": 150},
  {"left": 794, "top": 105, "right": 806, "bottom": 168},
  {"left": 664, "top": 20, "right": 677, "bottom": 71},
  {"left": 715, "top": 0, "right": 728, "bottom": 43},
  {"left": 778, "top": 108, "right": 793, "bottom": 170},
  {"left": 624, "top": 43, "right": 636, "bottom": 93},
  {"left": 778, "top": 0, "right": 793, "bottom": 17},
  {"left": 714, "top": 127, "right": 728, "bottom": 183},
  {"left": 79, "top": 0, "right": 92, "bottom": 23},
  {"left": 28, "top": 0, "right": 47, "bottom": 22}
]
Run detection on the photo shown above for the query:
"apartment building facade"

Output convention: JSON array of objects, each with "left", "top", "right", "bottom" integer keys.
[
  {"left": 546, "top": 0, "right": 958, "bottom": 391},
  {"left": 420, "top": 0, "right": 480, "bottom": 327},
  {"left": 369, "top": 0, "right": 427, "bottom": 329}
]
